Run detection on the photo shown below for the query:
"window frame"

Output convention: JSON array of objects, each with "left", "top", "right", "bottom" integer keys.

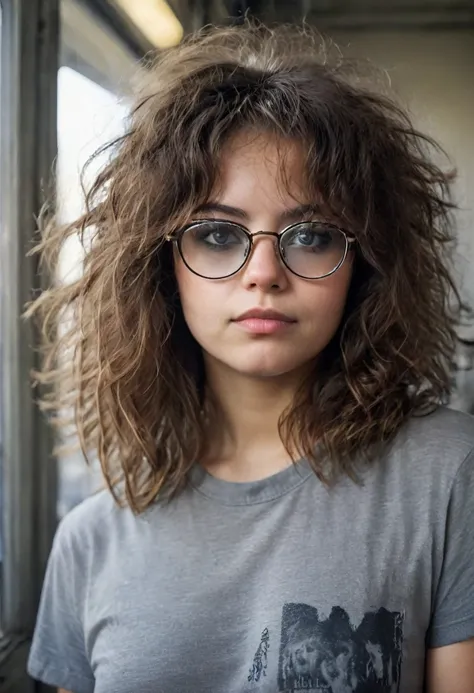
[
  {"left": 0, "top": 0, "right": 60, "bottom": 639},
  {"left": 0, "top": 0, "right": 60, "bottom": 689}
]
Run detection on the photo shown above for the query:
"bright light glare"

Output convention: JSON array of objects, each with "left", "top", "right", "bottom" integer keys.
[{"left": 114, "top": 0, "right": 183, "bottom": 48}]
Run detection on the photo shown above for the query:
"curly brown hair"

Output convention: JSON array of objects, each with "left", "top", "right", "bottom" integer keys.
[{"left": 28, "top": 21, "right": 461, "bottom": 513}]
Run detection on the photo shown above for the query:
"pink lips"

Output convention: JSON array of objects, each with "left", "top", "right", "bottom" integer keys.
[{"left": 232, "top": 309, "right": 296, "bottom": 335}]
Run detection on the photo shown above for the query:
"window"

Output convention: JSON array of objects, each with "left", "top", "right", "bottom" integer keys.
[{"left": 57, "top": 0, "right": 135, "bottom": 518}]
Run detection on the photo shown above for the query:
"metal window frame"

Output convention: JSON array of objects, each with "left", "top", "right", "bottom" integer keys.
[
  {"left": 0, "top": 0, "right": 60, "bottom": 638},
  {"left": 0, "top": 0, "right": 59, "bottom": 690}
]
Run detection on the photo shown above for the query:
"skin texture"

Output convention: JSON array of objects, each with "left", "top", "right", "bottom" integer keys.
[
  {"left": 425, "top": 641, "right": 474, "bottom": 693},
  {"left": 174, "top": 131, "right": 354, "bottom": 481},
  {"left": 175, "top": 131, "right": 353, "bottom": 384}
]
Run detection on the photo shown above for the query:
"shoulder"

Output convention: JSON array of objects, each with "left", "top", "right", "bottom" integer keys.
[
  {"left": 53, "top": 485, "right": 174, "bottom": 562},
  {"left": 54, "top": 488, "right": 131, "bottom": 558},
  {"left": 386, "top": 406, "right": 474, "bottom": 489},
  {"left": 401, "top": 406, "right": 474, "bottom": 454}
]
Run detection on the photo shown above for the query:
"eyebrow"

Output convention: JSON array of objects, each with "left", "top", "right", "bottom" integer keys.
[{"left": 194, "top": 202, "right": 325, "bottom": 223}]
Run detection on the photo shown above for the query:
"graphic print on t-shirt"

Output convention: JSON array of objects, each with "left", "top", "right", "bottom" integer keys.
[
  {"left": 248, "top": 627, "right": 270, "bottom": 683},
  {"left": 278, "top": 603, "right": 404, "bottom": 692}
]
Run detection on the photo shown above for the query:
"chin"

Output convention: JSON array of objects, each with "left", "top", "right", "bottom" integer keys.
[
  {"left": 225, "top": 352, "right": 312, "bottom": 379},
  {"left": 238, "top": 364, "right": 296, "bottom": 378},
  {"left": 204, "top": 341, "right": 319, "bottom": 380}
]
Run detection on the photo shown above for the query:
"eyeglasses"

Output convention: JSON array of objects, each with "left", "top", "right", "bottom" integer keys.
[{"left": 168, "top": 219, "right": 356, "bottom": 280}]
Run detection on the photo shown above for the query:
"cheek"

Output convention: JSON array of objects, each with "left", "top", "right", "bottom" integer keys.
[
  {"left": 302, "top": 266, "right": 352, "bottom": 324},
  {"left": 174, "top": 262, "right": 223, "bottom": 335}
]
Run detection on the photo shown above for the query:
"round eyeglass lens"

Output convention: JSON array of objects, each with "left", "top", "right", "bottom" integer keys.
[
  {"left": 179, "top": 221, "right": 250, "bottom": 278},
  {"left": 280, "top": 222, "right": 348, "bottom": 278}
]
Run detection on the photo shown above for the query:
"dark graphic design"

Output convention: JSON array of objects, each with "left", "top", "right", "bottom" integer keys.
[
  {"left": 248, "top": 627, "right": 270, "bottom": 683},
  {"left": 278, "top": 604, "right": 404, "bottom": 692}
]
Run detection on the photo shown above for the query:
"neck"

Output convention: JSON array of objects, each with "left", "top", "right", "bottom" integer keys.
[{"left": 202, "top": 358, "right": 305, "bottom": 482}]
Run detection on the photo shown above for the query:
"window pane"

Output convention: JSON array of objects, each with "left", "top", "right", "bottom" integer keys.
[
  {"left": 57, "top": 1, "right": 134, "bottom": 518},
  {"left": 57, "top": 66, "right": 128, "bottom": 277}
]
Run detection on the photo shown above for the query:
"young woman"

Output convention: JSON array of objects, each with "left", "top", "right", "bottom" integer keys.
[{"left": 27, "top": 21, "right": 474, "bottom": 693}]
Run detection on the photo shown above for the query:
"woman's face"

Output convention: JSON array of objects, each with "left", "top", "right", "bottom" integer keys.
[{"left": 174, "top": 131, "right": 353, "bottom": 380}]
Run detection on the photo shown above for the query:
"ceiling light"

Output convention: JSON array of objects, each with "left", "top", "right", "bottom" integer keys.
[{"left": 114, "top": 0, "right": 183, "bottom": 49}]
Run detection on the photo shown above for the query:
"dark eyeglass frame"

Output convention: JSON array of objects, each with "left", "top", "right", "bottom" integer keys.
[{"left": 167, "top": 218, "right": 356, "bottom": 280}]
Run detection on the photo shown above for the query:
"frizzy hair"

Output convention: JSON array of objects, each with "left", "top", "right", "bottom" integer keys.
[{"left": 28, "top": 21, "right": 460, "bottom": 512}]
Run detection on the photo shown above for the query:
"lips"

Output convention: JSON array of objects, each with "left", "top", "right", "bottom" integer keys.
[
  {"left": 233, "top": 308, "right": 296, "bottom": 323},
  {"left": 232, "top": 308, "right": 297, "bottom": 335}
]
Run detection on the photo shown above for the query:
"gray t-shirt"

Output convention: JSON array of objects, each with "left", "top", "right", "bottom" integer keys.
[{"left": 28, "top": 406, "right": 474, "bottom": 693}]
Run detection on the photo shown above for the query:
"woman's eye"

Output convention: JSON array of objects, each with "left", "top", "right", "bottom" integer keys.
[
  {"left": 295, "top": 232, "right": 316, "bottom": 246},
  {"left": 290, "top": 229, "right": 332, "bottom": 249},
  {"left": 193, "top": 224, "right": 245, "bottom": 249},
  {"left": 208, "top": 230, "right": 233, "bottom": 245}
]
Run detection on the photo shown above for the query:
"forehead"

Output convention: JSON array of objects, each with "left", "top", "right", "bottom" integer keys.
[{"left": 213, "top": 130, "right": 310, "bottom": 210}]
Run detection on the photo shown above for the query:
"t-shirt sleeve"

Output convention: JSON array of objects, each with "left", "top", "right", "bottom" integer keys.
[
  {"left": 27, "top": 512, "right": 95, "bottom": 693},
  {"left": 427, "top": 449, "right": 474, "bottom": 648}
]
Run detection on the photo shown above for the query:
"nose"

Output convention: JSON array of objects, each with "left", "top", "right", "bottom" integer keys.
[{"left": 240, "top": 234, "right": 289, "bottom": 292}]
